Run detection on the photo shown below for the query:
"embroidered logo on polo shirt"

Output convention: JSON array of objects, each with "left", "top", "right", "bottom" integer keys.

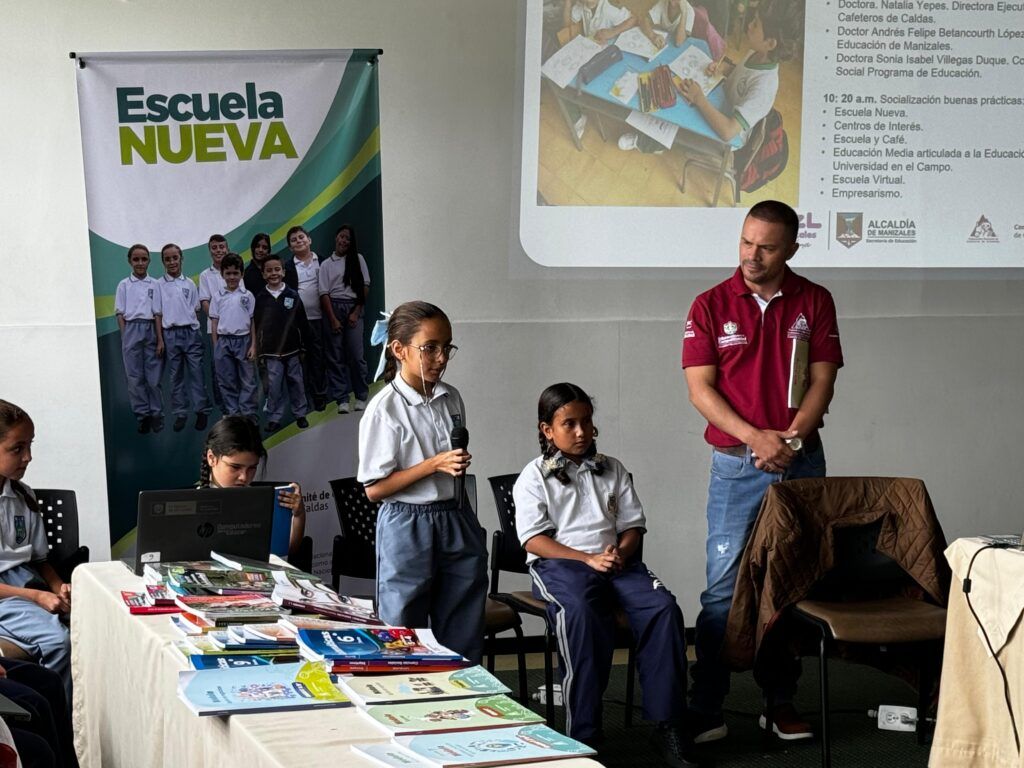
[
  {"left": 283, "top": 297, "right": 295, "bottom": 310},
  {"left": 240, "top": 296, "right": 251, "bottom": 310},
  {"left": 787, "top": 313, "right": 811, "bottom": 341},
  {"left": 718, "top": 321, "right": 747, "bottom": 348},
  {"left": 147, "top": 288, "right": 154, "bottom": 299},
  {"left": 683, "top": 319, "right": 695, "bottom": 340}
]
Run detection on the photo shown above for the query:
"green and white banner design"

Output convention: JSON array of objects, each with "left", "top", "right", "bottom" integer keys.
[{"left": 76, "top": 49, "right": 384, "bottom": 574}]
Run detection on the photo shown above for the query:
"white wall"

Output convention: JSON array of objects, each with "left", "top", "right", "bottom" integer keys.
[{"left": 2, "top": 1, "right": 1022, "bottom": 621}]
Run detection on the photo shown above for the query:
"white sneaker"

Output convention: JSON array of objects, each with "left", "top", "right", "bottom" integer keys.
[
  {"left": 573, "top": 114, "right": 588, "bottom": 141},
  {"left": 354, "top": 399, "right": 367, "bottom": 412},
  {"left": 618, "top": 132, "right": 639, "bottom": 151},
  {"left": 337, "top": 401, "right": 351, "bottom": 414}
]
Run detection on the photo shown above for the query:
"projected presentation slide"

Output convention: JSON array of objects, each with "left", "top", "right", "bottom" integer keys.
[{"left": 520, "top": 0, "right": 1024, "bottom": 268}]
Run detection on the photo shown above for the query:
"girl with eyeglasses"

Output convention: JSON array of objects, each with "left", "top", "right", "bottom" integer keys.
[{"left": 356, "top": 301, "right": 487, "bottom": 664}]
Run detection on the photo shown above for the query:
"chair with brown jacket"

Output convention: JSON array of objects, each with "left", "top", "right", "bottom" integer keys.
[{"left": 724, "top": 476, "right": 950, "bottom": 768}]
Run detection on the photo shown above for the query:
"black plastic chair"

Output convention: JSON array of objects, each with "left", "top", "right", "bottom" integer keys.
[
  {"left": 786, "top": 499, "right": 947, "bottom": 768},
  {"left": 487, "top": 473, "right": 638, "bottom": 728},
  {"left": 328, "top": 476, "right": 529, "bottom": 701},
  {"left": 33, "top": 489, "right": 89, "bottom": 582}
]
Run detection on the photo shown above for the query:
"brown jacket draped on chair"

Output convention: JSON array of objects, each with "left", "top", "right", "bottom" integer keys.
[{"left": 722, "top": 476, "right": 951, "bottom": 671}]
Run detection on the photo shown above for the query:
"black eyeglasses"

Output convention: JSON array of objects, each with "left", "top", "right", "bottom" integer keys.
[{"left": 410, "top": 343, "right": 458, "bottom": 361}]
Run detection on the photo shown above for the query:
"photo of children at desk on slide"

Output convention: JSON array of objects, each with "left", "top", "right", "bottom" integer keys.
[{"left": 536, "top": 0, "right": 804, "bottom": 207}]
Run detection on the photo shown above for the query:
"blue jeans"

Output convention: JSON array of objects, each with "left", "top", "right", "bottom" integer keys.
[{"left": 690, "top": 443, "right": 826, "bottom": 716}]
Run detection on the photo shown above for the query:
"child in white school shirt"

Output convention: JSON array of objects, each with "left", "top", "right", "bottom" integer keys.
[
  {"left": 357, "top": 301, "right": 487, "bottom": 665},
  {"left": 0, "top": 400, "right": 73, "bottom": 700},
  {"left": 209, "top": 253, "right": 259, "bottom": 421},
  {"left": 158, "top": 243, "right": 211, "bottom": 432},
  {"left": 513, "top": 383, "right": 698, "bottom": 766},
  {"left": 114, "top": 244, "right": 164, "bottom": 434}
]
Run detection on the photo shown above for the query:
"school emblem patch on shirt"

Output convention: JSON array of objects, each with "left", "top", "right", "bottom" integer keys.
[
  {"left": 147, "top": 288, "right": 154, "bottom": 299},
  {"left": 718, "top": 321, "right": 747, "bottom": 349},
  {"left": 451, "top": 413, "right": 463, "bottom": 428},
  {"left": 241, "top": 296, "right": 251, "bottom": 310},
  {"left": 607, "top": 493, "right": 618, "bottom": 518},
  {"left": 13, "top": 515, "right": 26, "bottom": 546},
  {"left": 283, "top": 297, "right": 294, "bottom": 309}
]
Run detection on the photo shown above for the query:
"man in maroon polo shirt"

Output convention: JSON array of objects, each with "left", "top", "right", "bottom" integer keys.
[{"left": 682, "top": 200, "right": 843, "bottom": 745}]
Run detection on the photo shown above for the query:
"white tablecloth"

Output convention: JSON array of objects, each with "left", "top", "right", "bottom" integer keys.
[
  {"left": 930, "top": 538, "right": 1024, "bottom": 768},
  {"left": 71, "top": 561, "right": 602, "bottom": 768}
]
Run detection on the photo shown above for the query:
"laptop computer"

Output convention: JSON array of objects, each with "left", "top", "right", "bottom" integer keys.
[{"left": 122, "top": 486, "right": 276, "bottom": 575}]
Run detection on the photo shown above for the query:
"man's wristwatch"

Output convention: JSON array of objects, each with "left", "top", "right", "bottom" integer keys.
[{"left": 784, "top": 437, "right": 803, "bottom": 452}]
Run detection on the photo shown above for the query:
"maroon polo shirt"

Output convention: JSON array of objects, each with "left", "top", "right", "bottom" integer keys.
[{"left": 681, "top": 267, "right": 844, "bottom": 448}]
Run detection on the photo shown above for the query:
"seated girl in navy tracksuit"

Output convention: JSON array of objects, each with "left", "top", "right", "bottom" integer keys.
[{"left": 513, "top": 383, "right": 700, "bottom": 767}]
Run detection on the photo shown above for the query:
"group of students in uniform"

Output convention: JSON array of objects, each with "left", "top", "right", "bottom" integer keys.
[
  {"left": 114, "top": 224, "right": 371, "bottom": 436},
  {"left": 355, "top": 301, "right": 702, "bottom": 767}
]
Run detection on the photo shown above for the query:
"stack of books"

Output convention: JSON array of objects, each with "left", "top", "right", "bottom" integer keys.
[
  {"left": 297, "top": 627, "right": 470, "bottom": 674},
  {"left": 271, "top": 579, "right": 382, "bottom": 624},
  {"left": 343, "top": 668, "right": 594, "bottom": 766}
]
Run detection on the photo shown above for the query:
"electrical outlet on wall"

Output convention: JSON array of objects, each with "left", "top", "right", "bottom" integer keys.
[{"left": 876, "top": 704, "right": 917, "bottom": 732}]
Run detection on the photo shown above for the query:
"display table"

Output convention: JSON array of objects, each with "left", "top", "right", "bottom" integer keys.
[
  {"left": 930, "top": 538, "right": 1024, "bottom": 768},
  {"left": 71, "top": 561, "right": 602, "bottom": 768}
]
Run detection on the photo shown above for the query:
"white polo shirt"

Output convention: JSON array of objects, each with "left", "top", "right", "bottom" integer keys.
[
  {"left": 357, "top": 375, "right": 467, "bottom": 505},
  {"left": 0, "top": 480, "right": 48, "bottom": 574},
  {"left": 724, "top": 51, "right": 780, "bottom": 146},
  {"left": 513, "top": 453, "right": 646, "bottom": 564},
  {"left": 114, "top": 274, "right": 161, "bottom": 321},
  {"left": 571, "top": 0, "right": 631, "bottom": 38},
  {"left": 198, "top": 266, "right": 227, "bottom": 333},
  {"left": 648, "top": 0, "right": 694, "bottom": 34},
  {"left": 318, "top": 252, "right": 371, "bottom": 302},
  {"left": 158, "top": 275, "right": 200, "bottom": 329},
  {"left": 209, "top": 286, "right": 255, "bottom": 336},
  {"left": 293, "top": 253, "right": 321, "bottom": 321}
]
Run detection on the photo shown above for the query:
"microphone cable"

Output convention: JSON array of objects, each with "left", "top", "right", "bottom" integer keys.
[{"left": 962, "top": 541, "right": 1020, "bottom": 755}]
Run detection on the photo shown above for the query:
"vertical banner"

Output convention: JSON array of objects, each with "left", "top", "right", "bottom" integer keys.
[{"left": 75, "top": 50, "right": 384, "bottom": 576}]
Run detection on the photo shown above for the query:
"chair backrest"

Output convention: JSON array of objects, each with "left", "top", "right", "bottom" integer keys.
[
  {"left": 32, "top": 489, "right": 80, "bottom": 564},
  {"left": 328, "top": 477, "right": 379, "bottom": 581},
  {"left": 488, "top": 474, "right": 530, "bottom": 586},
  {"left": 812, "top": 518, "right": 909, "bottom": 599}
]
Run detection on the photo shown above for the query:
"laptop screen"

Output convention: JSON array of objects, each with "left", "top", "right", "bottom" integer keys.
[{"left": 126, "top": 486, "right": 276, "bottom": 575}]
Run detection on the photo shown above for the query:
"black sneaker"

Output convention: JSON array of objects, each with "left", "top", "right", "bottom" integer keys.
[
  {"left": 686, "top": 711, "right": 727, "bottom": 744},
  {"left": 151, "top": 416, "right": 164, "bottom": 433},
  {"left": 650, "top": 724, "right": 704, "bottom": 768},
  {"left": 138, "top": 416, "right": 152, "bottom": 434},
  {"left": 172, "top": 415, "right": 187, "bottom": 432},
  {"left": 313, "top": 397, "right": 326, "bottom": 412},
  {"left": 194, "top": 412, "right": 208, "bottom": 431},
  {"left": 296, "top": 416, "right": 309, "bottom": 429}
]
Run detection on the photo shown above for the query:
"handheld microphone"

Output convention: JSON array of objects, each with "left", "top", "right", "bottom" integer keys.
[{"left": 451, "top": 426, "right": 469, "bottom": 508}]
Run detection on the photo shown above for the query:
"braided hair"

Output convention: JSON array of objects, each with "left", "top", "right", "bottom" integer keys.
[
  {"left": 0, "top": 399, "right": 37, "bottom": 512},
  {"left": 199, "top": 416, "right": 267, "bottom": 488},
  {"left": 537, "top": 383, "right": 602, "bottom": 485},
  {"left": 334, "top": 225, "right": 367, "bottom": 306}
]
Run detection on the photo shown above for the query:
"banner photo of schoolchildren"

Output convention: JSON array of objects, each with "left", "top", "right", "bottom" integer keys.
[
  {"left": 533, "top": 0, "right": 804, "bottom": 207},
  {"left": 75, "top": 49, "right": 385, "bottom": 576}
]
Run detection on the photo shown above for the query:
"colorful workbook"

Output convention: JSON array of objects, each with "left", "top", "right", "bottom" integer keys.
[
  {"left": 667, "top": 46, "right": 724, "bottom": 96},
  {"left": 361, "top": 695, "right": 543, "bottom": 736},
  {"left": 271, "top": 581, "right": 382, "bottom": 624},
  {"left": 387, "top": 724, "right": 596, "bottom": 767},
  {"left": 189, "top": 654, "right": 277, "bottom": 670},
  {"left": 174, "top": 636, "right": 300, "bottom": 659},
  {"left": 338, "top": 667, "right": 510, "bottom": 707},
  {"left": 177, "top": 660, "right": 350, "bottom": 716},
  {"left": 278, "top": 615, "right": 368, "bottom": 634},
  {"left": 297, "top": 627, "right": 465, "bottom": 665}
]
